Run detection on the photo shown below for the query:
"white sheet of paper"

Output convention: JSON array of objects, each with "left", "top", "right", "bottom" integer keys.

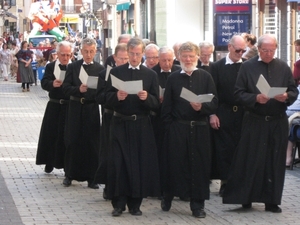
[
  {"left": 159, "top": 86, "right": 165, "bottom": 98},
  {"left": 79, "top": 66, "right": 88, "bottom": 84},
  {"left": 180, "top": 87, "right": 214, "bottom": 103},
  {"left": 53, "top": 61, "right": 66, "bottom": 81},
  {"left": 256, "top": 74, "right": 286, "bottom": 98},
  {"left": 105, "top": 65, "right": 112, "bottom": 81},
  {"left": 111, "top": 74, "right": 143, "bottom": 94},
  {"left": 86, "top": 76, "right": 98, "bottom": 89},
  {"left": 79, "top": 66, "right": 98, "bottom": 89}
]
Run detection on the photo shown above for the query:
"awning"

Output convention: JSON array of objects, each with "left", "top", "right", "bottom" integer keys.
[
  {"left": 116, "top": 2, "right": 131, "bottom": 11},
  {"left": 61, "top": 17, "right": 79, "bottom": 23}
]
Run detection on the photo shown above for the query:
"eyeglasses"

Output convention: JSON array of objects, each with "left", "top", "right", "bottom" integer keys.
[
  {"left": 146, "top": 56, "right": 159, "bottom": 60},
  {"left": 128, "top": 52, "right": 143, "bottom": 57},
  {"left": 232, "top": 45, "right": 246, "bottom": 54},
  {"left": 260, "top": 49, "right": 276, "bottom": 54}
]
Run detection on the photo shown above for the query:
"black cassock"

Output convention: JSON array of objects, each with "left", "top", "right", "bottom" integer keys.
[
  {"left": 161, "top": 69, "right": 218, "bottom": 200},
  {"left": 210, "top": 58, "right": 245, "bottom": 180},
  {"left": 105, "top": 63, "right": 161, "bottom": 199},
  {"left": 36, "top": 61, "right": 68, "bottom": 169},
  {"left": 62, "top": 59, "right": 104, "bottom": 182},
  {"left": 223, "top": 56, "right": 299, "bottom": 205}
]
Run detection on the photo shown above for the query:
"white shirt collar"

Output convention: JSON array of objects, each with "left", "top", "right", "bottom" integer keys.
[
  {"left": 129, "top": 63, "right": 141, "bottom": 70},
  {"left": 161, "top": 69, "right": 171, "bottom": 73},
  {"left": 83, "top": 61, "right": 94, "bottom": 65},
  {"left": 258, "top": 55, "right": 276, "bottom": 61},
  {"left": 180, "top": 68, "right": 198, "bottom": 76},
  {"left": 225, "top": 53, "right": 243, "bottom": 65}
]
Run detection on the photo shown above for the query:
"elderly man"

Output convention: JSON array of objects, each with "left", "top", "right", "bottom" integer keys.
[
  {"left": 223, "top": 34, "right": 299, "bottom": 212},
  {"left": 161, "top": 41, "right": 218, "bottom": 218},
  {"left": 197, "top": 41, "right": 215, "bottom": 73},
  {"left": 62, "top": 37, "right": 105, "bottom": 189},
  {"left": 105, "top": 37, "right": 160, "bottom": 217},
  {"left": 143, "top": 43, "right": 159, "bottom": 68},
  {"left": 36, "top": 41, "right": 73, "bottom": 173},
  {"left": 210, "top": 35, "right": 246, "bottom": 197}
]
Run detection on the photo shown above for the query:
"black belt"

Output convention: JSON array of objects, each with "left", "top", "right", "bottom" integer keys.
[
  {"left": 113, "top": 111, "right": 149, "bottom": 121},
  {"left": 222, "top": 104, "right": 240, "bottom": 112},
  {"left": 104, "top": 108, "right": 113, "bottom": 114},
  {"left": 49, "top": 98, "right": 69, "bottom": 104},
  {"left": 177, "top": 119, "right": 206, "bottom": 127},
  {"left": 70, "top": 96, "right": 95, "bottom": 104},
  {"left": 248, "top": 112, "right": 285, "bottom": 122}
]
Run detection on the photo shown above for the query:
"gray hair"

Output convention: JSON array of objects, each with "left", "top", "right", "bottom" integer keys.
[
  {"left": 145, "top": 43, "right": 159, "bottom": 52},
  {"left": 199, "top": 41, "right": 215, "bottom": 52},
  {"left": 159, "top": 46, "right": 174, "bottom": 56},
  {"left": 118, "top": 34, "right": 132, "bottom": 43},
  {"left": 179, "top": 41, "right": 199, "bottom": 56},
  {"left": 56, "top": 41, "right": 74, "bottom": 52},
  {"left": 80, "top": 37, "right": 96, "bottom": 49},
  {"left": 257, "top": 34, "right": 277, "bottom": 48}
]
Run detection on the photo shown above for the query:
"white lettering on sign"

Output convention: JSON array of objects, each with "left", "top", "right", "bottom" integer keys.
[
  {"left": 215, "top": 0, "right": 232, "bottom": 4},
  {"left": 233, "top": 0, "right": 249, "bottom": 4},
  {"left": 222, "top": 38, "right": 231, "bottom": 43},
  {"left": 222, "top": 19, "right": 244, "bottom": 23}
]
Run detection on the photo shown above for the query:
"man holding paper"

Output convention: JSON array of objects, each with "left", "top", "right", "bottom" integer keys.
[
  {"left": 36, "top": 41, "right": 73, "bottom": 174},
  {"left": 62, "top": 37, "right": 104, "bottom": 189},
  {"left": 161, "top": 41, "right": 218, "bottom": 218},
  {"left": 223, "top": 34, "right": 299, "bottom": 213},
  {"left": 105, "top": 37, "right": 160, "bottom": 217}
]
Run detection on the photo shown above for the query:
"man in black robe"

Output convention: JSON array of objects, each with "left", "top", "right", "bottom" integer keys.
[
  {"left": 94, "top": 43, "right": 129, "bottom": 199},
  {"left": 62, "top": 37, "right": 104, "bottom": 189},
  {"left": 223, "top": 34, "right": 299, "bottom": 213},
  {"left": 105, "top": 37, "right": 160, "bottom": 217},
  {"left": 151, "top": 46, "right": 180, "bottom": 198},
  {"left": 196, "top": 41, "right": 214, "bottom": 73},
  {"left": 161, "top": 42, "right": 218, "bottom": 218},
  {"left": 36, "top": 41, "right": 73, "bottom": 173},
  {"left": 210, "top": 35, "right": 247, "bottom": 196}
]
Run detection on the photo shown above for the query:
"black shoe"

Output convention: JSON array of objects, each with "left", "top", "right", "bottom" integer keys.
[
  {"left": 219, "top": 184, "right": 226, "bottom": 197},
  {"left": 44, "top": 165, "right": 53, "bottom": 173},
  {"left": 63, "top": 177, "right": 72, "bottom": 187},
  {"left": 112, "top": 208, "right": 123, "bottom": 216},
  {"left": 87, "top": 181, "right": 99, "bottom": 189},
  {"left": 129, "top": 208, "right": 142, "bottom": 216},
  {"left": 242, "top": 203, "right": 252, "bottom": 209},
  {"left": 192, "top": 209, "right": 206, "bottom": 218},
  {"left": 179, "top": 196, "right": 190, "bottom": 202},
  {"left": 265, "top": 204, "right": 282, "bottom": 213},
  {"left": 161, "top": 198, "right": 172, "bottom": 211},
  {"left": 103, "top": 187, "right": 108, "bottom": 200}
]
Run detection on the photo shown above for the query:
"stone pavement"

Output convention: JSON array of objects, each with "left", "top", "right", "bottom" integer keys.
[{"left": 1, "top": 79, "right": 300, "bottom": 225}]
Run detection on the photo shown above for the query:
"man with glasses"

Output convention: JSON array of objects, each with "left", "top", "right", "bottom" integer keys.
[
  {"left": 143, "top": 43, "right": 159, "bottom": 68},
  {"left": 197, "top": 41, "right": 215, "bottom": 73},
  {"left": 223, "top": 34, "right": 299, "bottom": 213},
  {"left": 210, "top": 35, "right": 246, "bottom": 197},
  {"left": 161, "top": 42, "right": 218, "bottom": 218},
  {"left": 36, "top": 41, "right": 73, "bottom": 174},
  {"left": 104, "top": 37, "right": 160, "bottom": 217}
]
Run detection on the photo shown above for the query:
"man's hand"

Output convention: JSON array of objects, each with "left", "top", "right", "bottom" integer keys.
[
  {"left": 256, "top": 94, "right": 270, "bottom": 104},
  {"left": 138, "top": 90, "right": 148, "bottom": 100},
  {"left": 190, "top": 102, "right": 202, "bottom": 111},
  {"left": 79, "top": 84, "right": 88, "bottom": 93},
  {"left": 53, "top": 79, "right": 63, "bottom": 87},
  {"left": 117, "top": 90, "right": 128, "bottom": 101},
  {"left": 274, "top": 92, "right": 288, "bottom": 102},
  {"left": 210, "top": 114, "right": 220, "bottom": 130}
]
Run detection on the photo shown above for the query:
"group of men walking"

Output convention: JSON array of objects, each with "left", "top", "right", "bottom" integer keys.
[{"left": 35, "top": 33, "right": 298, "bottom": 218}]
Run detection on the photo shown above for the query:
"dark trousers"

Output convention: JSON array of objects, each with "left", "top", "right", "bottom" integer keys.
[
  {"left": 163, "top": 192, "right": 205, "bottom": 211},
  {"left": 111, "top": 196, "right": 143, "bottom": 210}
]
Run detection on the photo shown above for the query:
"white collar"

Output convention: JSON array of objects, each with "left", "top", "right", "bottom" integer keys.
[
  {"left": 83, "top": 61, "right": 94, "bottom": 65},
  {"left": 161, "top": 69, "right": 171, "bottom": 73},
  {"left": 225, "top": 53, "right": 242, "bottom": 65},
  {"left": 180, "top": 68, "right": 198, "bottom": 76},
  {"left": 128, "top": 63, "right": 141, "bottom": 70}
]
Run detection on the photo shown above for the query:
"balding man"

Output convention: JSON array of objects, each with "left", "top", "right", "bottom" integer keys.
[
  {"left": 197, "top": 41, "right": 215, "bottom": 73},
  {"left": 143, "top": 43, "right": 159, "bottom": 68}
]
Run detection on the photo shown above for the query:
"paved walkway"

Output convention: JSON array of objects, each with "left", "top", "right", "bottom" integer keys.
[{"left": 1, "top": 79, "right": 300, "bottom": 225}]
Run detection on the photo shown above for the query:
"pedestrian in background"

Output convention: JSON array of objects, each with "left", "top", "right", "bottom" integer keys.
[{"left": 293, "top": 39, "right": 300, "bottom": 85}]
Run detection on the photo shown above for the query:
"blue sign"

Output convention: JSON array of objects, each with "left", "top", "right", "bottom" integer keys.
[{"left": 216, "top": 14, "right": 250, "bottom": 46}]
